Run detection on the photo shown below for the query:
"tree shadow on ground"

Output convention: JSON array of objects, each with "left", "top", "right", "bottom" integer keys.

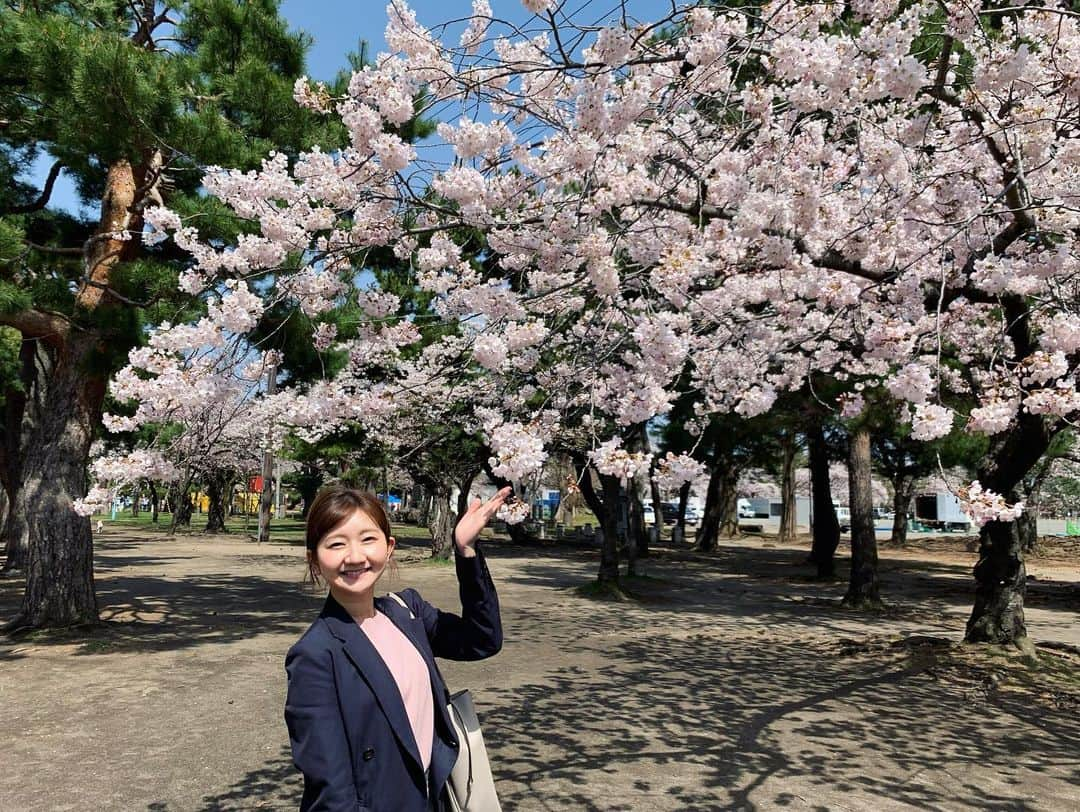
[
  {"left": 0, "top": 573, "right": 321, "bottom": 659},
  {"left": 147, "top": 743, "right": 300, "bottom": 811},
  {"left": 183, "top": 630, "right": 1078, "bottom": 811},
  {"left": 479, "top": 630, "right": 1079, "bottom": 810}
]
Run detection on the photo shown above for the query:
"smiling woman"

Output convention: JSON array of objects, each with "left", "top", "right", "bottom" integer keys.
[
  {"left": 286, "top": 483, "right": 510, "bottom": 811},
  {"left": 304, "top": 489, "right": 397, "bottom": 592}
]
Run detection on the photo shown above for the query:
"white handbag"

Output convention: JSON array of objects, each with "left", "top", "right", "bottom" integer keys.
[
  {"left": 446, "top": 688, "right": 501, "bottom": 812},
  {"left": 386, "top": 593, "right": 502, "bottom": 811}
]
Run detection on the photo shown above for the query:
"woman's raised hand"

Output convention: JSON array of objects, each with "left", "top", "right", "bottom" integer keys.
[{"left": 454, "top": 487, "right": 513, "bottom": 556}]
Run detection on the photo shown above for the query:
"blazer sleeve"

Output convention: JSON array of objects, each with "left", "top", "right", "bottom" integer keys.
[
  {"left": 284, "top": 643, "right": 357, "bottom": 811},
  {"left": 405, "top": 544, "right": 502, "bottom": 660}
]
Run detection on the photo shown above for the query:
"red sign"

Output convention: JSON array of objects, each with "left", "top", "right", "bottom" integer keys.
[{"left": 249, "top": 476, "right": 264, "bottom": 494}]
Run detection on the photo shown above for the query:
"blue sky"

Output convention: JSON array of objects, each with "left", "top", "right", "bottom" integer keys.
[{"left": 32, "top": 0, "right": 674, "bottom": 215}]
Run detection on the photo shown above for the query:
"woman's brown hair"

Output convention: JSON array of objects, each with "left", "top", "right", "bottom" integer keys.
[{"left": 305, "top": 486, "right": 393, "bottom": 584}]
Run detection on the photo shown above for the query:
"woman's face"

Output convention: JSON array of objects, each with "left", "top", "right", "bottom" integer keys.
[{"left": 312, "top": 508, "right": 396, "bottom": 600}]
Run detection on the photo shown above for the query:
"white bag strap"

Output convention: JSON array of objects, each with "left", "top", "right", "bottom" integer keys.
[{"left": 386, "top": 591, "right": 415, "bottom": 619}]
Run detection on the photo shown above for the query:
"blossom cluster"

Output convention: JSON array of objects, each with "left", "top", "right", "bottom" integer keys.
[{"left": 957, "top": 481, "right": 1025, "bottom": 527}]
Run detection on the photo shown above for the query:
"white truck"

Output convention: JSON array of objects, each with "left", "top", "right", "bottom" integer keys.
[{"left": 914, "top": 491, "right": 973, "bottom": 532}]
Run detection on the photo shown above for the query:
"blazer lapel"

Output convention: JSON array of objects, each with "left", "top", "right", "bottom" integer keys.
[{"left": 319, "top": 595, "right": 424, "bottom": 773}]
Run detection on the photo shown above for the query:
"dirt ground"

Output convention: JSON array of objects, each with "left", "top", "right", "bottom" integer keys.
[{"left": 1, "top": 529, "right": 1078, "bottom": 812}]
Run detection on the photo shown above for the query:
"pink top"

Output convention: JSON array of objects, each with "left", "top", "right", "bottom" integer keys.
[{"left": 359, "top": 611, "right": 434, "bottom": 771}]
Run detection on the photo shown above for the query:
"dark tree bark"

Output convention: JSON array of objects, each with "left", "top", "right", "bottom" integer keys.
[
  {"left": 889, "top": 474, "right": 915, "bottom": 546},
  {"left": 130, "top": 484, "right": 141, "bottom": 518},
  {"left": 2, "top": 481, "right": 31, "bottom": 574},
  {"left": 968, "top": 519, "right": 1028, "bottom": 643},
  {"left": 575, "top": 460, "right": 603, "bottom": 523},
  {"left": 630, "top": 485, "right": 643, "bottom": 565},
  {"left": 778, "top": 431, "right": 798, "bottom": 543},
  {"left": 204, "top": 470, "right": 232, "bottom": 534},
  {"left": 1017, "top": 509, "right": 1038, "bottom": 555},
  {"left": 428, "top": 482, "right": 455, "bottom": 560},
  {"left": 596, "top": 472, "right": 623, "bottom": 583},
  {"left": 2, "top": 338, "right": 45, "bottom": 573},
  {"left": 173, "top": 485, "right": 194, "bottom": 528},
  {"left": 696, "top": 464, "right": 725, "bottom": 552},
  {"left": 297, "top": 464, "right": 322, "bottom": 518},
  {"left": 455, "top": 470, "right": 479, "bottom": 520},
  {"left": 965, "top": 409, "right": 1054, "bottom": 645},
  {"left": 650, "top": 477, "right": 666, "bottom": 541},
  {"left": 147, "top": 481, "right": 159, "bottom": 524},
  {"left": 807, "top": 423, "right": 840, "bottom": 578},
  {"left": 676, "top": 480, "right": 693, "bottom": 536},
  {"left": 717, "top": 473, "right": 739, "bottom": 537},
  {"left": 6, "top": 335, "right": 103, "bottom": 630},
  {"left": 842, "top": 427, "right": 881, "bottom": 609}
]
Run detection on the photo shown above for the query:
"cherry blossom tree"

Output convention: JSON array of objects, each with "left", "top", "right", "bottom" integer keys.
[{"left": 126, "top": 0, "right": 1080, "bottom": 645}]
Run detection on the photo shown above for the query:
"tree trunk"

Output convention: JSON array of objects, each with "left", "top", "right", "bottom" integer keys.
[
  {"left": 807, "top": 422, "right": 840, "bottom": 578},
  {"left": 1, "top": 158, "right": 143, "bottom": 630},
  {"left": 1017, "top": 509, "right": 1038, "bottom": 555},
  {"left": 696, "top": 464, "right": 725, "bottom": 552},
  {"left": 676, "top": 480, "right": 692, "bottom": 536},
  {"left": 2, "top": 481, "right": 31, "bottom": 574},
  {"left": 627, "top": 485, "right": 644, "bottom": 574},
  {"left": 650, "top": 477, "right": 666, "bottom": 538},
  {"left": 174, "top": 486, "right": 193, "bottom": 527},
  {"left": 630, "top": 483, "right": 649, "bottom": 561},
  {"left": 966, "top": 518, "right": 1029, "bottom": 643},
  {"left": 889, "top": 475, "right": 914, "bottom": 546},
  {"left": 417, "top": 488, "right": 432, "bottom": 526},
  {"left": 778, "top": 432, "right": 798, "bottom": 543},
  {"left": 965, "top": 413, "right": 1055, "bottom": 644},
  {"left": 298, "top": 464, "right": 322, "bottom": 518},
  {"left": 842, "top": 426, "right": 881, "bottom": 609},
  {"left": 147, "top": 481, "right": 159, "bottom": 524},
  {"left": 2, "top": 338, "right": 45, "bottom": 573},
  {"left": 575, "top": 460, "right": 604, "bottom": 526},
  {"left": 130, "top": 483, "right": 141, "bottom": 517},
  {"left": 455, "top": 470, "right": 479, "bottom": 520},
  {"left": 257, "top": 365, "right": 277, "bottom": 543},
  {"left": 718, "top": 472, "right": 739, "bottom": 537},
  {"left": 204, "top": 470, "right": 231, "bottom": 534},
  {"left": 428, "top": 482, "right": 455, "bottom": 560},
  {"left": 6, "top": 335, "right": 103, "bottom": 630},
  {"left": 596, "top": 472, "right": 622, "bottom": 583}
]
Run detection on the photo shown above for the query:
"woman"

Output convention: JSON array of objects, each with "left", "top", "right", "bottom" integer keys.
[{"left": 285, "top": 485, "right": 510, "bottom": 811}]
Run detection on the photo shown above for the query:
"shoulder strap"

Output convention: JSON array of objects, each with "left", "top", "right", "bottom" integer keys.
[{"left": 386, "top": 591, "right": 415, "bottom": 619}]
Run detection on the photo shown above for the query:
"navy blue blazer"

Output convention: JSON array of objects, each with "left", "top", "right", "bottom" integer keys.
[{"left": 285, "top": 546, "right": 502, "bottom": 812}]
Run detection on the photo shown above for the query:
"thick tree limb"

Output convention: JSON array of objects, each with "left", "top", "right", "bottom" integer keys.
[{"left": 0, "top": 308, "right": 70, "bottom": 346}]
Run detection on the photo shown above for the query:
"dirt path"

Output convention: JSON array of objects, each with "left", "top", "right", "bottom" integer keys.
[{"left": 1, "top": 531, "right": 1077, "bottom": 811}]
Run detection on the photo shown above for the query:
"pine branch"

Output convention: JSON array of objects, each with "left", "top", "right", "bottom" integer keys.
[{"left": 2, "top": 160, "right": 64, "bottom": 215}]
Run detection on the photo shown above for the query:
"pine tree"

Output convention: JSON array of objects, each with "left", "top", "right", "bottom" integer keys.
[{"left": 0, "top": 0, "right": 347, "bottom": 630}]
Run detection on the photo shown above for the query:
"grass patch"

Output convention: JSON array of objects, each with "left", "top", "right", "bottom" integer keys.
[
  {"left": 574, "top": 573, "right": 673, "bottom": 603},
  {"left": 79, "top": 638, "right": 120, "bottom": 654},
  {"left": 575, "top": 579, "right": 634, "bottom": 602}
]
